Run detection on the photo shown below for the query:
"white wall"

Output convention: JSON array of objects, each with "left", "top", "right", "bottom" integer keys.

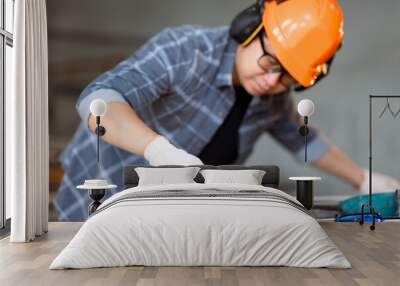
[{"left": 47, "top": 0, "right": 400, "bottom": 196}]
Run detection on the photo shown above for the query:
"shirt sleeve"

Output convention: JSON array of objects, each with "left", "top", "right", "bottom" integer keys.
[
  {"left": 75, "top": 27, "right": 191, "bottom": 123},
  {"left": 77, "top": 89, "right": 128, "bottom": 124},
  {"left": 265, "top": 93, "right": 331, "bottom": 162}
]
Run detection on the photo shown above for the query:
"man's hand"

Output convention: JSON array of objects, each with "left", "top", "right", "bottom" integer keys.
[
  {"left": 144, "top": 135, "right": 203, "bottom": 166},
  {"left": 356, "top": 169, "right": 400, "bottom": 194}
]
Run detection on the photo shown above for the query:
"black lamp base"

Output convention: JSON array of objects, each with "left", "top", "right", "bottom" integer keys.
[{"left": 88, "top": 189, "right": 106, "bottom": 215}]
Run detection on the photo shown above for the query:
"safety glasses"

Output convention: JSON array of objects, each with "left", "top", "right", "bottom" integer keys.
[{"left": 257, "top": 31, "right": 300, "bottom": 89}]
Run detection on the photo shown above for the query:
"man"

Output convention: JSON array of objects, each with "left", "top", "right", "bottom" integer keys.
[{"left": 54, "top": 0, "right": 400, "bottom": 221}]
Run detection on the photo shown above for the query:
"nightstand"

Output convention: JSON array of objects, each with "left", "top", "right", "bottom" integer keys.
[
  {"left": 289, "top": 177, "right": 321, "bottom": 210},
  {"left": 77, "top": 180, "right": 117, "bottom": 215}
]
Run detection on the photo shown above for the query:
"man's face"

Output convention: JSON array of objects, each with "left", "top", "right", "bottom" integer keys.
[{"left": 234, "top": 33, "right": 294, "bottom": 96}]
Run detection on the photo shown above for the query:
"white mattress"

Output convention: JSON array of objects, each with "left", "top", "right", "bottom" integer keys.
[{"left": 50, "top": 183, "right": 351, "bottom": 269}]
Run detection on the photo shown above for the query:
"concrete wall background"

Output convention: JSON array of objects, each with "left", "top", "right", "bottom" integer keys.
[{"left": 47, "top": 0, "right": 400, "bottom": 196}]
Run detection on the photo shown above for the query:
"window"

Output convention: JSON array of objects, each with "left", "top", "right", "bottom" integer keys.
[{"left": 1, "top": 0, "right": 14, "bottom": 231}]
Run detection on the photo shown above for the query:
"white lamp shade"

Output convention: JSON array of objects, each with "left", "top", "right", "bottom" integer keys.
[
  {"left": 90, "top": 99, "right": 107, "bottom": 117},
  {"left": 297, "top": 99, "right": 315, "bottom": 117}
]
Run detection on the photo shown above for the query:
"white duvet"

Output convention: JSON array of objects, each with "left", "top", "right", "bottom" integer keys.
[{"left": 50, "top": 183, "right": 351, "bottom": 269}]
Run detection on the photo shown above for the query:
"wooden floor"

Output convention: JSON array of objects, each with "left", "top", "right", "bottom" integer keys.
[{"left": 0, "top": 222, "right": 399, "bottom": 286}]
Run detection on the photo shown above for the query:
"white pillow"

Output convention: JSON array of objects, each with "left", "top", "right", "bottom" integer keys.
[
  {"left": 200, "top": 169, "right": 266, "bottom": 185},
  {"left": 135, "top": 167, "right": 201, "bottom": 186}
]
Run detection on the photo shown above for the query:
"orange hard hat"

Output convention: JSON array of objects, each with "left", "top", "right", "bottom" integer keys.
[{"left": 262, "top": 0, "right": 344, "bottom": 87}]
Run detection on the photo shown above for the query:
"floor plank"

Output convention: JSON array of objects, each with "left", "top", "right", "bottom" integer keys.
[{"left": 0, "top": 222, "right": 399, "bottom": 286}]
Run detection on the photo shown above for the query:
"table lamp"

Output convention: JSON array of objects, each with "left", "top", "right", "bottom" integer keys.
[
  {"left": 76, "top": 99, "right": 116, "bottom": 216},
  {"left": 89, "top": 99, "right": 107, "bottom": 163},
  {"left": 297, "top": 99, "right": 315, "bottom": 162}
]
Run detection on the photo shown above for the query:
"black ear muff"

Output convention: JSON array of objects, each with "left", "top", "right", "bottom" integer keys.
[{"left": 229, "top": 3, "right": 263, "bottom": 45}]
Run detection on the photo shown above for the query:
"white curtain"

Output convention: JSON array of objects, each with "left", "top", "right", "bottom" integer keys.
[{"left": 7, "top": 0, "right": 49, "bottom": 242}]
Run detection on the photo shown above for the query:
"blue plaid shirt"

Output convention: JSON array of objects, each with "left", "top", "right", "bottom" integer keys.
[{"left": 54, "top": 25, "right": 330, "bottom": 221}]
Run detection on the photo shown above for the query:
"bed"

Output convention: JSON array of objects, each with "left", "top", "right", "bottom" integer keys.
[{"left": 50, "top": 165, "right": 350, "bottom": 269}]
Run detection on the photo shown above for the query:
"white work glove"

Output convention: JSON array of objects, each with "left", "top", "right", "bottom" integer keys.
[
  {"left": 144, "top": 135, "right": 203, "bottom": 166},
  {"left": 357, "top": 169, "right": 400, "bottom": 194}
]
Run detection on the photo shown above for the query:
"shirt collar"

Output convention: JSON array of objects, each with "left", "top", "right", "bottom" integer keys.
[{"left": 215, "top": 36, "right": 238, "bottom": 88}]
